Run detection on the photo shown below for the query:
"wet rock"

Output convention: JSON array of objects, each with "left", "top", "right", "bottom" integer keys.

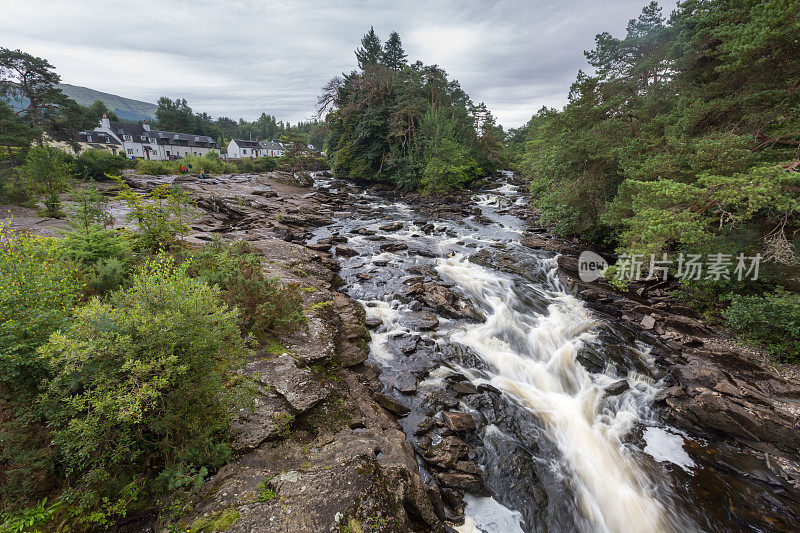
[
  {"left": 364, "top": 316, "right": 383, "bottom": 328},
  {"left": 422, "top": 436, "right": 469, "bottom": 469},
  {"left": 605, "top": 379, "right": 630, "bottom": 397},
  {"left": 521, "top": 234, "right": 573, "bottom": 253},
  {"left": 455, "top": 461, "right": 482, "bottom": 475},
  {"left": 402, "top": 311, "right": 440, "bottom": 331},
  {"left": 335, "top": 245, "right": 358, "bottom": 257},
  {"left": 307, "top": 242, "right": 331, "bottom": 252},
  {"left": 451, "top": 382, "right": 479, "bottom": 396},
  {"left": 391, "top": 334, "right": 419, "bottom": 355},
  {"left": 379, "top": 221, "right": 404, "bottom": 231},
  {"left": 641, "top": 315, "right": 656, "bottom": 330},
  {"left": 442, "top": 411, "right": 477, "bottom": 432},
  {"left": 380, "top": 242, "right": 409, "bottom": 253},
  {"left": 373, "top": 259, "right": 390, "bottom": 267},
  {"left": 375, "top": 393, "right": 411, "bottom": 417},
  {"left": 439, "top": 487, "right": 463, "bottom": 509},
  {"left": 409, "top": 300, "right": 424, "bottom": 311},
  {"left": 415, "top": 417, "right": 437, "bottom": 435},
  {"left": 280, "top": 212, "right": 332, "bottom": 227},
  {"left": 437, "top": 472, "right": 488, "bottom": 495},
  {"left": 394, "top": 374, "right": 418, "bottom": 394},
  {"left": 556, "top": 254, "right": 580, "bottom": 274}
]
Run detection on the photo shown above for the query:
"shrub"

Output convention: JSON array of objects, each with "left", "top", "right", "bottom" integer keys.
[
  {"left": 37, "top": 254, "right": 249, "bottom": 526},
  {"left": 724, "top": 288, "right": 800, "bottom": 362},
  {"left": 73, "top": 150, "right": 129, "bottom": 181},
  {"left": 0, "top": 225, "right": 83, "bottom": 502},
  {"left": 66, "top": 185, "right": 113, "bottom": 232},
  {"left": 115, "top": 179, "right": 196, "bottom": 250},
  {"left": 57, "top": 225, "right": 134, "bottom": 267},
  {"left": 187, "top": 240, "right": 305, "bottom": 337},
  {"left": 91, "top": 257, "right": 127, "bottom": 294},
  {"left": 17, "top": 145, "right": 72, "bottom": 216},
  {"left": 0, "top": 225, "right": 83, "bottom": 395}
]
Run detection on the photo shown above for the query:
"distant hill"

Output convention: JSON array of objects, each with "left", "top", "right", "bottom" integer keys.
[{"left": 58, "top": 83, "right": 158, "bottom": 122}]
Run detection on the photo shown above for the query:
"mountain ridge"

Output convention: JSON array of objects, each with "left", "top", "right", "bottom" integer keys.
[{"left": 58, "top": 83, "right": 157, "bottom": 122}]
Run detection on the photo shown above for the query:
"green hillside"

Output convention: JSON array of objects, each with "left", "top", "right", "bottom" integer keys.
[{"left": 58, "top": 83, "right": 157, "bottom": 122}]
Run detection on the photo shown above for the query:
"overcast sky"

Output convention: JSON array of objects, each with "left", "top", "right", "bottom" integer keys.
[{"left": 1, "top": 0, "right": 664, "bottom": 128}]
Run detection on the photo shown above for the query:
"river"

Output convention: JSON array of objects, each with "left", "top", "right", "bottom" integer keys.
[{"left": 309, "top": 174, "right": 792, "bottom": 532}]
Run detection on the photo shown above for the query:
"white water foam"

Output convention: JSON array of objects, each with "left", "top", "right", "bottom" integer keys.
[
  {"left": 436, "top": 253, "right": 676, "bottom": 532},
  {"left": 456, "top": 494, "right": 526, "bottom": 533},
  {"left": 643, "top": 427, "right": 695, "bottom": 472}
]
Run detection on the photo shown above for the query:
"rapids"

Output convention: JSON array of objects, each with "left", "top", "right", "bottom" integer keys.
[{"left": 309, "top": 174, "right": 787, "bottom": 532}]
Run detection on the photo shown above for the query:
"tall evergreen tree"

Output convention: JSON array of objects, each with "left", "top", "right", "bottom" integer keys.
[
  {"left": 355, "top": 27, "right": 383, "bottom": 70},
  {"left": 382, "top": 31, "right": 407, "bottom": 70}
]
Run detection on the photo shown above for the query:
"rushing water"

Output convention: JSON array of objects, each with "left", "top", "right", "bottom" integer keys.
[{"left": 309, "top": 175, "right": 790, "bottom": 532}]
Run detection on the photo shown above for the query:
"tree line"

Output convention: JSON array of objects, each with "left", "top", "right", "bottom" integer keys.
[
  {"left": 319, "top": 28, "right": 505, "bottom": 192},
  {"left": 509, "top": 0, "right": 800, "bottom": 360},
  {"left": 153, "top": 96, "right": 328, "bottom": 149}
]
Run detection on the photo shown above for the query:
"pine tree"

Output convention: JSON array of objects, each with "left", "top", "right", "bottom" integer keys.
[
  {"left": 382, "top": 31, "right": 407, "bottom": 70},
  {"left": 355, "top": 27, "right": 383, "bottom": 70}
]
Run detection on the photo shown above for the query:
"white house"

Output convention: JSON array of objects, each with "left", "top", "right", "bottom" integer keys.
[
  {"left": 78, "top": 116, "right": 220, "bottom": 160},
  {"left": 227, "top": 139, "right": 263, "bottom": 159},
  {"left": 258, "top": 140, "right": 286, "bottom": 157}
]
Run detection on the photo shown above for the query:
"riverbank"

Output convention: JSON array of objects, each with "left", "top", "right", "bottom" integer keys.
[{"left": 4, "top": 170, "right": 799, "bottom": 531}]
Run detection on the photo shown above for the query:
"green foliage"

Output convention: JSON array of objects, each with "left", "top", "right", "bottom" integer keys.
[
  {"left": 255, "top": 480, "right": 278, "bottom": 502},
  {"left": 73, "top": 149, "right": 129, "bottom": 180},
  {"left": 66, "top": 185, "right": 113, "bottom": 232},
  {"left": 18, "top": 145, "right": 71, "bottom": 215},
  {"left": 272, "top": 411, "right": 295, "bottom": 439},
  {"left": 91, "top": 257, "right": 128, "bottom": 294},
  {"left": 322, "top": 29, "right": 504, "bottom": 192},
  {"left": 114, "top": 178, "right": 196, "bottom": 250},
  {"left": 0, "top": 225, "right": 84, "bottom": 503},
  {"left": 187, "top": 239, "right": 306, "bottom": 337},
  {"left": 186, "top": 507, "right": 241, "bottom": 533},
  {"left": 0, "top": 224, "right": 83, "bottom": 396},
  {"left": 57, "top": 226, "right": 133, "bottom": 267},
  {"left": 724, "top": 289, "right": 800, "bottom": 362},
  {"left": 37, "top": 254, "right": 249, "bottom": 525}
]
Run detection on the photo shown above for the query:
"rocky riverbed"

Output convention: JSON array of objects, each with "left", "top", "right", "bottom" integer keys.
[{"left": 4, "top": 170, "right": 800, "bottom": 532}]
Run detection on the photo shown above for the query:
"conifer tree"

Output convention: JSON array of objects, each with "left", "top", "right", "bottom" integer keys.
[
  {"left": 355, "top": 27, "right": 383, "bottom": 70},
  {"left": 383, "top": 31, "right": 407, "bottom": 70}
]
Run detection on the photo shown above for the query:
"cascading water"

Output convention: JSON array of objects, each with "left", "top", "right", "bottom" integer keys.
[
  {"left": 436, "top": 253, "right": 677, "bottom": 532},
  {"left": 309, "top": 174, "right": 761, "bottom": 532}
]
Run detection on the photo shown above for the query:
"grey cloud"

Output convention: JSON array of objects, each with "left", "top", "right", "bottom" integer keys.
[{"left": 1, "top": 0, "right": 658, "bottom": 127}]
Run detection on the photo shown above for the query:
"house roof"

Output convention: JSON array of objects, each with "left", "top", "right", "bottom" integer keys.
[
  {"left": 259, "top": 140, "right": 285, "bottom": 150},
  {"left": 101, "top": 121, "right": 217, "bottom": 148},
  {"left": 232, "top": 139, "right": 261, "bottom": 148},
  {"left": 78, "top": 131, "right": 120, "bottom": 145}
]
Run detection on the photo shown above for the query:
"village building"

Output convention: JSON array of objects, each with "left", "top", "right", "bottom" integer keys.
[
  {"left": 227, "top": 139, "right": 262, "bottom": 159},
  {"left": 71, "top": 115, "right": 220, "bottom": 160},
  {"left": 258, "top": 140, "right": 286, "bottom": 157}
]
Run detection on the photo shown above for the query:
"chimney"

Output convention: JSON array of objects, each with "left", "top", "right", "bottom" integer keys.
[
  {"left": 142, "top": 120, "right": 150, "bottom": 132},
  {"left": 100, "top": 113, "right": 111, "bottom": 130}
]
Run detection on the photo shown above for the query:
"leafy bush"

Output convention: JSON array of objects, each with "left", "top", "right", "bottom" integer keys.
[
  {"left": 115, "top": 179, "right": 196, "bottom": 251},
  {"left": 67, "top": 185, "right": 113, "bottom": 232},
  {"left": 91, "top": 257, "right": 127, "bottom": 293},
  {"left": 236, "top": 156, "right": 277, "bottom": 173},
  {"left": 0, "top": 225, "right": 83, "bottom": 502},
  {"left": 187, "top": 240, "right": 305, "bottom": 337},
  {"left": 0, "top": 225, "right": 83, "bottom": 395},
  {"left": 18, "top": 145, "right": 72, "bottom": 216},
  {"left": 73, "top": 150, "right": 129, "bottom": 181},
  {"left": 57, "top": 225, "right": 133, "bottom": 267},
  {"left": 37, "top": 254, "right": 249, "bottom": 526},
  {"left": 724, "top": 289, "right": 800, "bottom": 362}
]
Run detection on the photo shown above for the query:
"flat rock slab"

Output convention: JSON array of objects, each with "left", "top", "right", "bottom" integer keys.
[
  {"left": 247, "top": 355, "right": 329, "bottom": 412},
  {"left": 441, "top": 411, "right": 477, "bottom": 432},
  {"left": 375, "top": 392, "right": 411, "bottom": 416},
  {"left": 230, "top": 385, "right": 290, "bottom": 451}
]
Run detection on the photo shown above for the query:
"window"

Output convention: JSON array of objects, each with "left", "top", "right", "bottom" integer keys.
[
  {"left": 124, "top": 135, "right": 132, "bottom": 142},
  {"left": 86, "top": 135, "right": 92, "bottom": 142},
  {"left": 127, "top": 149, "right": 133, "bottom": 155},
  {"left": 166, "top": 151, "right": 171, "bottom": 156}
]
